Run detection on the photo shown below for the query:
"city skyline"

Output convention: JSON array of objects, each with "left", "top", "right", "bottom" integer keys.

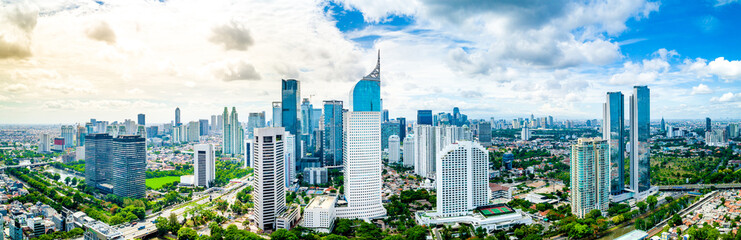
[{"left": 2, "top": 1, "right": 741, "bottom": 124}]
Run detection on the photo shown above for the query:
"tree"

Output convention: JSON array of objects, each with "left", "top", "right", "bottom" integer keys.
[
  {"left": 177, "top": 227, "right": 198, "bottom": 240},
  {"left": 333, "top": 219, "right": 353, "bottom": 236},
  {"left": 637, "top": 201, "right": 647, "bottom": 213},
  {"left": 271, "top": 229, "right": 299, "bottom": 240},
  {"left": 404, "top": 226, "right": 429, "bottom": 240},
  {"left": 647, "top": 195, "right": 658, "bottom": 210},
  {"left": 155, "top": 217, "right": 169, "bottom": 235},
  {"left": 169, "top": 213, "right": 181, "bottom": 233},
  {"left": 323, "top": 235, "right": 349, "bottom": 240},
  {"left": 210, "top": 222, "right": 224, "bottom": 240}
]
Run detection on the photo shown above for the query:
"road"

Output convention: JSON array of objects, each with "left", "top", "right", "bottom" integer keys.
[
  {"left": 119, "top": 176, "right": 251, "bottom": 239},
  {"left": 646, "top": 191, "right": 718, "bottom": 237},
  {"left": 658, "top": 183, "right": 741, "bottom": 191}
]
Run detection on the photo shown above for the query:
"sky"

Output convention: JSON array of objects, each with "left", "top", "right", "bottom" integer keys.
[{"left": 1, "top": 0, "right": 741, "bottom": 124}]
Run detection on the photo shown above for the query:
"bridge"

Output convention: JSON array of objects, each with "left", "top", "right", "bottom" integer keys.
[
  {"left": 0, "top": 162, "right": 51, "bottom": 170},
  {"left": 658, "top": 183, "right": 741, "bottom": 191}
]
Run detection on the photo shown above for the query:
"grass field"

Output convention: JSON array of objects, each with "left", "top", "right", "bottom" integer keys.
[{"left": 146, "top": 176, "right": 180, "bottom": 189}]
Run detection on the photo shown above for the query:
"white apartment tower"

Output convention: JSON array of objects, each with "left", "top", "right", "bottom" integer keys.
[
  {"left": 284, "top": 132, "right": 296, "bottom": 188},
  {"left": 194, "top": 144, "right": 215, "bottom": 188},
  {"left": 38, "top": 133, "right": 50, "bottom": 153},
  {"left": 253, "top": 127, "right": 286, "bottom": 231},
  {"left": 403, "top": 135, "right": 414, "bottom": 167},
  {"left": 436, "top": 141, "right": 489, "bottom": 217},
  {"left": 388, "top": 135, "right": 400, "bottom": 163},
  {"left": 414, "top": 125, "right": 436, "bottom": 178},
  {"left": 570, "top": 138, "right": 609, "bottom": 218}
]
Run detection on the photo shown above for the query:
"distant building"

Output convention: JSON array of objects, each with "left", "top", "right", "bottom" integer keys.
[
  {"left": 417, "top": 110, "right": 433, "bottom": 125},
  {"left": 137, "top": 113, "right": 145, "bottom": 125},
  {"left": 112, "top": 135, "right": 146, "bottom": 199},
  {"left": 199, "top": 119, "right": 209, "bottom": 136},
  {"left": 284, "top": 133, "right": 296, "bottom": 188},
  {"left": 194, "top": 144, "right": 215, "bottom": 188},
  {"left": 414, "top": 125, "right": 436, "bottom": 178},
  {"left": 521, "top": 127, "right": 531, "bottom": 141},
  {"left": 282, "top": 79, "right": 301, "bottom": 164},
  {"left": 272, "top": 102, "right": 282, "bottom": 127},
  {"left": 303, "top": 167, "right": 328, "bottom": 185},
  {"left": 175, "top": 107, "right": 181, "bottom": 126},
  {"left": 403, "top": 135, "right": 414, "bottom": 167},
  {"left": 254, "top": 127, "right": 286, "bottom": 231},
  {"left": 571, "top": 138, "right": 609, "bottom": 218},
  {"left": 38, "top": 133, "right": 50, "bottom": 153},
  {"left": 706, "top": 117, "right": 711, "bottom": 132},
  {"left": 61, "top": 125, "right": 75, "bottom": 148},
  {"left": 187, "top": 121, "right": 200, "bottom": 143},
  {"left": 223, "top": 107, "right": 244, "bottom": 155},
  {"left": 502, "top": 152, "right": 514, "bottom": 171},
  {"left": 83, "top": 220, "right": 123, "bottom": 240},
  {"left": 388, "top": 135, "right": 400, "bottom": 163},
  {"left": 478, "top": 122, "right": 492, "bottom": 146},
  {"left": 322, "top": 100, "right": 343, "bottom": 167}
]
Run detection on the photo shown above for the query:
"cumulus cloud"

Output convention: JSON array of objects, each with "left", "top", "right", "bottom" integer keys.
[
  {"left": 5, "top": 5, "right": 38, "bottom": 33},
  {"left": 711, "top": 92, "right": 741, "bottom": 102},
  {"left": 0, "top": 37, "right": 31, "bottom": 59},
  {"left": 86, "top": 21, "right": 116, "bottom": 44},
  {"left": 0, "top": 4, "right": 38, "bottom": 59},
  {"left": 707, "top": 57, "right": 741, "bottom": 81},
  {"left": 4, "top": 83, "right": 29, "bottom": 92},
  {"left": 209, "top": 21, "right": 255, "bottom": 51},
  {"left": 211, "top": 60, "right": 261, "bottom": 81},
  {"left": 714, "top": 0, "right": 739, "bottom": 7},
  {"left": 690, "top": 84, "right": 713, "bottom": 95}
]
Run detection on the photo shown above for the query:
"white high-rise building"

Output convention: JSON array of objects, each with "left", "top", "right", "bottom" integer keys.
[
  {"left": 187, "top": 121, "right": 200, "bottom": 143},
  {"left": 61, "top": 125, "right": 75, "bottom": 148},
  {"left": 403, "top": 135, "right": 414, "bottom": 167},
  {"left": 272, "top": 102, "right": 282, "bottom": 127},
  {"left": 521, "top": 127, "right": 531, "bottom": 141},
  {"left": 570, "top": 138, "right": 609, "bottom": 218},
  {"left": 38, "top": 133, "right": 50, "bottom": 153},
  {"left": 223, "top": 107, "right": 245, "bottom": 155},
  {"left": 284, "top": 132, "right": 296, "bottom": 188},
  {"left": 414, "top": 125, "right": 436, "bottom": 178},
  {"left": 336, "top": 111, "right": 386, "bottom": 220},
  {"left": 436, "top": 141, "right": 489, "bottom": 217},
  {"left": 194, "top": 144, "right": 215, "bottom": 188},
  {"left": 388, "top": 135, "right": 400, "bottom": 163},
  {"left": 253, "top": 127, "right": 286, "bottom": 231}
]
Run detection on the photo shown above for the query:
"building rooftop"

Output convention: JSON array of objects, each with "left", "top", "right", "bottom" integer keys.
[
  {"left": 615, "top": 229, "right": 648, "bottom": 240},
  {"left": 307, "top": 195, "right": 337, "bottom": 210},
  {"left": 489, "top": 183, "right": 509, "bottom": 192}
]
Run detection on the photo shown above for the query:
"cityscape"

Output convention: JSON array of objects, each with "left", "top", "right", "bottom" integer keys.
[{"left": 1, "top": 1, "right": 741, "bottom": 240}]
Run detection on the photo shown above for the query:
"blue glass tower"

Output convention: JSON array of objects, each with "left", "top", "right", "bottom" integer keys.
[
  {"left": 417, "top": 110, "right": 433, "bottom": 125},
  {"left": 630, "top": 86, "right": 650, "bottom": 193},
  {"left": 282, "top": 79, "right": 301, "bottom": 159},
  {"left": 603, "top": 92, "right": 625, "bottom": 195},
  {"left": 323, "top": 100, "right": 344, "bottom": 166},
  {"left": 350, "top": 51, "right": 381, "bottom": 112}
]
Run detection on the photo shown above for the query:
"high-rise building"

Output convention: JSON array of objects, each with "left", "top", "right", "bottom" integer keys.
[
  {"left": 38, "top": 133, "right": 50, "bottom": 153},
  {"left": 192, "top": 144, "right": 215, "bottom": 188},
  {"left": 137, "top": 113, "right": 145, "bottom": 125},
  {"left": 336, "top": 52, "right": 386, "bottom": 220},
  {"left": 403, "top": 135, "right": 414, "bottom": 167},
  {"left": 477, "top": 122, "right": 492, "bottom": 146},
  {"left": 187, "top": 121, "right": 200, "bottom": 142},
  {"left": 61, "top": 125, "right": 75, "bottom": 148},
  {"left": 417, "top": 110, "right": 433, "bottom": 125},
  {"left": 300, "top": 99, "right": 314, "bottom": 153},
  {"left": 223, "top": 107, "right": 244, "bottom": 155},
  {"left": 660, "top": 117, "right": 665, "bottom": 133},
  {"left": 397, "top": 117, "right": 407, "bottom": 140},
  {"left": 503, "top": 152, "right": 514, "bottom": 171},
  {"left": 706, "top": 117, "right": 711, "bottom": 132},
  {"left": 322, "top": 100, "right": 343, "bottom": 167},
  {"left": 282, "top": 79, "right": 302, "bottom": 166},
  {"left": 248, "top": 112, "right": 267, "bottom": 138},
  {"left": 217, "top": 114, "right": 223, "bottom": 131},
  {"left": 284, "top": 132, "right": 296, "bottom": 188},
  {"left": 414, "top": 125, "right": 436, "bottom": 178},
  {"left": 85, "top": 133, "right": 113, "bottom": 187},
  {"left": 272, "top": 102, "right": 282, "bottom": 127},
  {"left": 436, "top": 141, "right": 488, "bottom": 217},
  {"left": 112, "top": 135, "right": 146, "bottom": 199},
  {"left": 521, "top": 127, "right": 531, "bottom": 141},
  {"left": 381, "top": 120, "right": 401, "bottom": 150},
  {"left": 382, "top": 109, "right": 389, "bottom": 122},
  {"left": 253, "top": 127, "right": 286, "bottom": 231},
  {"left": 388, "top": 135, "right": 400, "bottom": 163},
  {"left": 603, "top": 92, "right": 625, "bottom": 195},
  {"left": 630, "top": 86, "right": 651, "bottom": 196},
  {"left": 76, "top": 125, "right": 87, "bottom": 147},
  {"left": 175, "top": 107, "right": 181, "bottom": 126},
  {"left": 211, "top": 115, "right": 218, "bottom": 133},
  {"left": 570, "top": 138, "right": 609, "bottom": 218},
  {"left": 199, "top": 119, "right": 209, "bottom": 136}
]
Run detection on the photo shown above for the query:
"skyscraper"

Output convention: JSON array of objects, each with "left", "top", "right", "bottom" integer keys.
[
  {"left": 199, "top": 119, "right": 209, "bottom": 136},
  {"left": 85, "top": 133, "right": 113, "bottom": 187},
  {"left": 194, "top": 144, "right": 215, "bottom": 188},
  {"left": 322, "top": 100, "right": 343, "bottom": 167},
  {"left": 417, "top": 110, "right": 433, "bottom": 125},
  {"left": 436, "top": 141, "right": 488, "bottom": 217},
  {"left": 414, "top": 124, "right": 436, "bottom": 178},
  {"left": 211, "top": 115, "right": 217, "bottom": 133},
  {"left": 284, "top": 132, "right": 296, "bottom": 188},
  {"left": 477, "top": 122, "right": 492, "bottom": 146},
  {"left": 187, "top": 121, "right": 200, "bottom": 143},
  {"left": 403, "top": 135, "right": 414, "bottom": 167},
  {"left": 38, "top": 133, "right": 50, "bottom": 153},
  {"left": 660, "top": 117, "right": 665, "bottom": 133},
  {"left": 272, "top": 102, "right": 282, "bottom": 127},
  {"left": 76, "top": 125, "right": 87, "bottom": 147},
  {"left": 253, "top": 127, "right": 286, "bottom": 231},
  {"left": 503, "top": 152, "right": 514, "bottom": 171},
  {"left": 603, "top": 92, "right": 625, "bottom": 195},
  {"left": 223, "top": 107, "right": 244, "bottom": 155},
  {"left": 706, "top": 117, "right": 711, "bottom": 132},
  {"left": 381, "top": 120, "right": 401, "bottom": 150},
  {"left": 282, "top": 79, "right": 301, "bottom": 164},
  {"left": 397, "top": 117, "right": 407, "bottom": 140},
  {"left": 175, "top": 107, "right": 181, "bottom": 126},
  {"left": 248, "top": 112, "right": 267, "bottom": 138},
  {"left": 388, "top": 135, "right": 400, "bottom": 163},
  {"left": 630, "top": 86, "right": 651, "bottom": 196},
  {"left": 570, "top": 138, "right": 609, "bottom": 218},
  {"left": 61, "top": 125, "right": 75, "bottom": 148},
  {"left": 452, "top": 107, "right": 461, "bottom": 126},
  {"left": 112, "top": 135, "right": 146, "bottom": 199},
  {"left": 137, "top": 113, "right": 145, "bottom": 125},
  {"left": 336, "top": 52, "right": 386, "bottom": 220},
  {"left": 382, "top": 109, "right": 389, "bottom": 122}
]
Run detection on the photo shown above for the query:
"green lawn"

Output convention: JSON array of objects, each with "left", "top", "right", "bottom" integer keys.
[{"left": 146, "top": 176, "right": 180, "bottom": 189}]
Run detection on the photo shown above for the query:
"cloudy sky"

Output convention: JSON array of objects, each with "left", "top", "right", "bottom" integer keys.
[{"left": 1, "top": 0, "right": 740, "bottom": 124}]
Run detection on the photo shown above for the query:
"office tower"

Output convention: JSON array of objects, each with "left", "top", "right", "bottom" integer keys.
[
  {"left": 388, "top": 135, "right": 400, "bottom": 163},
  {"left": 146, "top": 126, "right": 158, "bottom": 138},
  {"left": 38, "top": 133, "right": 50, "bottom": 153},
  {"left": 729, "top": 124, "right": 739, "bottom": 138},
  {"left": 137, "top": 113, "right": 145, "bottom": 125},
  {"left": 137, "top": 125, "right": 146, "bottom": 139},
  {"left": 397, "top": 117, "right": 407, "bottom": 140},
  {"left": 417, "top": 110, "right": 433, "bottom": 125},
  {"left": 187, "top": 121, "right": 200, "bottom": 142},
  {"left": 403, "top": 135, "right": 414, "bottom": 167},
  {"left": 630, "top": 86, "right": 651, "bottom": 194},
  {"left": 477, "top": 122, "right": 492, "bottom": 146},
  {"left": 521, "top": 127, "right": 531, "bottom": 141},
  {"left": 300, "top": 99, "right": 314, "bottom": 152},
  {"left": 336, "top": 52, "right": 386, "bottom": 220},
  {"left": 199, "top": 119, "right": 209, "bottom": 136},
  {"left": 436, "top": 141, "right": 488, "bottom": 217},
  {"left": 311, "top": 109, "right": 322, "bottom": 148},
  {"left": 303, "top": 167, "right": 329, "bottom": 185},
  {"left": 322, "top": 100, "right": 343, "bottom": 166},
  {"left": 85, "top": 133, "right": 112, "bottom": 187},
  {"left": 282, "top": 79, "right": 302, "bottom": 164},
  {"left": 284, "top": 132, "right": 296, "bottom": 188},
  {"left": 452, "top": 107, "right": 460, "bottom": 126},
  {"left": 414, "top": 125, "right": 436, "bottom": 178},
  {"left": 382, "top": 109, "right": 389, "bottom": 122},
  {"left": 223, "top": 107, "right": 244, "bottom": 155},
  {"left": 76, "top": 125, "right": 87, "bottom": 147},
  {"left": 211, "top": 115, "right": 217, "bottom": 132},
  {"left": 706, "top": 117, "right": 711, "bottom": 132},
  {"left": 112, "top": 135, "right": 146, "bottom": 199},
  {"left": 253, "top": 127, "right": 286, "bottom": 231},
  {"left": 175, "top": 107, "right": 181, "bottom": 126},
  {"left": 248, "top": 112, "right": 267, "bottom": 138},
  {"left": 118, "top": 125, "right": 127, "bottom": 136},
  {"left": 503, "top": 152, "right": 514, "bottom": 171},
  {"left": 548, "top": 116, "right": 554, "bottom": 128},
  {"left": 570, "top": 138, "right": 609, "bottom": 218},
  {"left": 217, "top": 114, "right": 223, "bottom": 131},
  {"left": 244, "top": 140, "right": 252, "bottom": 168},
  {"left": 124, "top": 119, "right": 137, "bottom": 135},
  {"left": 194, "top": 144, "right": 215, "bottom": 188},
  {"left": 381, "top": 120, "right": 401, "bottom": 150},
  {"left": 660, "top": 117, "right": 665, "bottom": 133},
  {"left": 603, "top": 92, "right": 625, "bottom": 195},
  {"left": 61, "top": 125, "right": 74, "bottom": 148},
  {"left": 272, "top": 102, "right": 282, "bottom": 127}
]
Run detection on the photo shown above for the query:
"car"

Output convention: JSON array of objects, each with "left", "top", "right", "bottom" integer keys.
[{"left": 139, "top": 225, "right": 145, "bottom": 230}]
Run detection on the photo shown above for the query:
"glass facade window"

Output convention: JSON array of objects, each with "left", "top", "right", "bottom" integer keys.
[
  {"left": 417, "top": 110, "right": 433, "bottom": 125},
  {"left": 603, "top": 92, "right": 625, "bottom": 195},
  {"left": 630, "top": 86, "right": 651, "bottom": 193},
  {"left": 349, "top": 80, "right": 381, "bottom": 112}
]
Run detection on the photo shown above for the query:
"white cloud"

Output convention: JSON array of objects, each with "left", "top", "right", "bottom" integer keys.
[
  {"left": 711, "top": 92, "right": 741, "bottom": 102},
  {"left": 85, "top": 21, "right": 116, "bottom": 44},
  {"left": 707, "top": 57, "right": 741, "bottom": 81},
  {"left": 4, "top": 83, "right": 28, "bottom": 92},
  {"left": 690, "top": 84, "right": 713, "bottom": 95},
  {"left": 209, "top": 21, "right": 255, "bottom": 51}
]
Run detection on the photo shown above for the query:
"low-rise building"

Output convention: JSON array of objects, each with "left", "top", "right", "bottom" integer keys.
[
  {"left": 415, "top": 204, "right": 533, "bottom": 232},
  {"left": 300, "top": 195, "right": 337, "bottom": 233},
  {"left": 83, "top": 220, "right": 123, "bottom": 240}
]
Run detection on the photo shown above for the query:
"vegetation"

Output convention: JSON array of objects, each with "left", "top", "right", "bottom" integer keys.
[
  {"left": 30, "top": 227, "right": 84, "bottom": 240},
  {"left": 213, "top": 160, "right": 252, "bottom": 187},
  {"left": 146, "top": 176, "right": 181, "bottom": 189}
]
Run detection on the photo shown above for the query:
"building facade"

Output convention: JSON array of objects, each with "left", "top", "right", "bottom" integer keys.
[
  {"left": 403, "top": 135, "right": 414, "bottom": 167},
  {"left": 388, "top": 135, "right": 400, "bottom": 163},
  {"left": 603, "top": 92, "right": 625, "bottom": 195},
  {"left": 253, "top": 127, "right": 286, "bottom": 231},
  {"left": 436, "top": 141, "right": 489, "bottom": 217},
  {"left": 112, "top": 135, "right": 146, "bottom": 199},
  {"left": 85, "top": 133, "right": 113, "bottom": 187},
  {"left": 322, "top": 100, "right": 343, "bottom": 167},
  {"left": 282, "top": 79, "right": 302, "bottom": 163},
  {"left": 630, "top": 86, "right": 651, "bottom": 195},
  {"left": 570, "top": 138, "right": 609, "bottom": 218},
  {"left": 194, "top": 144, "right": 215, "bottom": 188}
]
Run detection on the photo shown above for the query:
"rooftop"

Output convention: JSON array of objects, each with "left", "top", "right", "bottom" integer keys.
[{"left": 307, "top": 195, "right": 337, "bottom": 210}]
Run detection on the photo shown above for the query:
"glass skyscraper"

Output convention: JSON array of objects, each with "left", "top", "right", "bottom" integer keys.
[
  {"left": 603, "top": 92, "right": 625, "bottom": 195},
  {"left": 630, "top": 86, "right": 650, "bottom": 193},
  {"left": 322, "top": 100, "right": 343, "bottom": 166},
  {"left": 349, "top": 53, "right": 381, "bottom": 112},
  {"left": 282, "top": 79, "right": 301, "bottom": 160},
  {"left": 112, "top": 135, "right": 146, "bottom": 199},
  {"left": 417, "top": 110, "right": 433, "bottom": 125}
]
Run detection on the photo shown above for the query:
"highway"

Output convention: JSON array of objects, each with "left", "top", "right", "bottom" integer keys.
[{"left": 658, "top": 183, "right": 741, "bottom": 191}]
